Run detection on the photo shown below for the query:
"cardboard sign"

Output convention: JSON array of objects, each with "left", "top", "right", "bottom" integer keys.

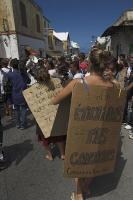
[
  {"left": 64, "top": 83, "right": 126, "bottom": 178},
  {"left": 23, "top": 78, "right": 70, "bottom": 138}
]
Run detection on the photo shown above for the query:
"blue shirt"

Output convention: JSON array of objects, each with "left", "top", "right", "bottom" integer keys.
[{"left": 7, "top": 69, "right": 27, "bottom": 105}]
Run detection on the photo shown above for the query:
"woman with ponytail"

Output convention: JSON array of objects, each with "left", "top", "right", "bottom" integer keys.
[
  {"left": 52, "top": 48, "right": 119, "bottom": 200},
  {"left": 35, "top": 66, "right": 66, "bottom": 161}
]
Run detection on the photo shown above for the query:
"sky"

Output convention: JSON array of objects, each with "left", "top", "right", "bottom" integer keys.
[{"left": 36, "top": 0, "right": 133, "bottom": 52}]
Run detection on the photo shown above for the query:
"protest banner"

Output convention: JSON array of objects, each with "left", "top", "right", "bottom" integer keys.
[
  {"left": 23, "top": 78, "right": 70, "bottom": 138},
  {"left": 64, "top": 83, "right": 126, "bottom": 178}
]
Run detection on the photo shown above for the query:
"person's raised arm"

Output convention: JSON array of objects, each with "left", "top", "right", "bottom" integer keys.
[{"left": 52, "top": 79, "right": 78, "bottom": 105}]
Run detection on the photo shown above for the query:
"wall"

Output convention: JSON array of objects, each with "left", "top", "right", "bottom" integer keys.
[
  {"left": 43, "top": 17, "right": 50, "bottom": 52},
  {"left": 0, "top": 0, "right": 15, "bottom": 32},
  {"left": 12, "top": 0, "right": 44, "bottom": 40},
  {"left": 63, "top": 37, "right": 71, "bottom": 54}
]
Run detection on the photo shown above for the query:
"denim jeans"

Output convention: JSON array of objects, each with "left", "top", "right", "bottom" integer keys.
[
  {"left": 0, "top": 115, "right": 3, "bottom": 145},
  {"left": 15, "top": 105, "right": 27, "bottom": 128}
]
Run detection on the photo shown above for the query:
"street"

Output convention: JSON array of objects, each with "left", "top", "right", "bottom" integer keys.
[{"left": 0, "top": 113, "right": 133, "bottom": 200}]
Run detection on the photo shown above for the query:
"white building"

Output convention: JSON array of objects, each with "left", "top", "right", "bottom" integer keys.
[
  {"left": 70, "top": 41, "right": 80, "bottom": 55},
  {"left": 53, "top": 31, "right": 71, "bottom": 55}
]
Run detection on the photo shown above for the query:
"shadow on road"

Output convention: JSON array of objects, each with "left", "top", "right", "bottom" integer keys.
[
  {"left": 89, "top": 135, "right": 127, "bottom": 198},
  {"left": 3, "top": 117, "right": 35, "bottom": 131},
  {"left": 1, "top": 140, "right": 33, "bottom": 169}
]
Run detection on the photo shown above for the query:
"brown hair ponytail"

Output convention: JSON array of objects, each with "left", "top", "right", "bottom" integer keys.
[
  {"left": 35, "top": 67, "right": 50, "bottom": 83},
  {"left": 89, "top": 48, "right": 113, "bottom": 80}
]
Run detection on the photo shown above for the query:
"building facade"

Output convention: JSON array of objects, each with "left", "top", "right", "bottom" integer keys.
[
  {"left": 43, "top": 16, "right": 50, "bottom": 55},
  {"left": 102, "top": 10, "right": 133, "bottom": 57},
  {"left": 53, "top": 32, "right": 71, "bottom": 55},
  {"left": 0, "top": 0, "right": 46, "bottom": 58},
  {"left": 46, "top": 29, "right": 64, "bottom": 57}
]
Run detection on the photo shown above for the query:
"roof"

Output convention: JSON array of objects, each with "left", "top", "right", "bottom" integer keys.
[
  {"left": 53, "top": 31, "right": 69, "bottom": 41},
  {"left": 102, "top": 25, "right": 133, "bottom": 37},
  {"left": 30, "top": 0, "right": 43, "bottom": 13},
  {"left": 113, "top": 9, "right": 133, "bottom": 26},
  {"left": 101, "top": 10, "right": 133, "bottom": 37},
  {"left": 43, "top": 16, "right": 50, "bottom": 23}
]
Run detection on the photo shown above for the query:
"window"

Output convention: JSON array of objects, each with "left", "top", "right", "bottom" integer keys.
[
  {"left": 20, "top": 2, "right": 27, "bottom": 27},
  {"left": 36, "top": 14, "right": 40, "bottom": 32},
  {"left": 44, "top": 20, "right": 46, "bottom": 28},
  {"left": 48, "top": 35, "right": 53, "bottom": 49}
]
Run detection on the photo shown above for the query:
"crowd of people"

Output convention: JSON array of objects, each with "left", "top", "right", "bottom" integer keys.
[{"left": 0, "top": 47, "right": 133, "bottom": 199}]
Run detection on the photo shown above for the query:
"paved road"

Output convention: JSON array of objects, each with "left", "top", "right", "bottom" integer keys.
[{"left": 0, "top": 114, "right": 133, "bottom": 200}]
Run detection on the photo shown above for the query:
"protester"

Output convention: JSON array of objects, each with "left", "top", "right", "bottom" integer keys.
[
  {"left": 0, "top": 59, "right": 13, "bottom": 118},
  {"left": 68, "top": 61, "right": 83, "bottom": 79},
  {"left": 123, "top": 53, "right": 133, "bottom": 132},
  {"left": 1, "top": 58, "right": 10, "bottom": 73},
  {"left": 118, "top": 54, "right": 126, "bottom": 64},
  {"left": 116, "top": 57, "right": 128, "bottom": 89},
  {"left": 126, "top": 53, "right": 133, "bottom": 79},
  {"left": 79, "top": 52, "right": 88, "bottom": 74},
  {"left": 35, "top": 66, "right": 66, "bottom": 161},
  {"left": 57, "top": 56, "right": 70, "bottom": 86},
  {"left": 44, "top": 58, "right": 48, "bottom": 68},
  {"left": 52, "top": 48, "right": 119, "bottom": 200},
  {"left": 124, "top": 70, "right": 133, "bottom": 137},
  {"left": 7, "top": 58, "right": 29, "bottom": 130},
  {"left": 52, "top": 57, "right": 58, "bottom": 68}
]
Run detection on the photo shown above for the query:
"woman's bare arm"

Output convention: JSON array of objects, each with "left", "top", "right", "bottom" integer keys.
[{"left": 52, "top": 79, "right": 78, "bottom": 105}]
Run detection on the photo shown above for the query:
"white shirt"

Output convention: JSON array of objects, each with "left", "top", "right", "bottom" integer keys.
[
  {"left": 2, "top": 67, "right": 10, "bottom": 73},
  {"left": 127, "top": 66, "right": 132, "bottom": 78},
  {"left": 27, "top": 73, "right": 37, "bottom": 86},
  {"left": 85, "top": 72, "right": 90, "bottom": 77},
  {"left": 48, "top": 69, "right": 57, "bottom": 77},
  {"left": 73, "top": 73, "right": 84, "bottom": 79}
]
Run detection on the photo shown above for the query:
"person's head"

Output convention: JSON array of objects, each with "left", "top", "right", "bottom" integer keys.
[
  {"left": 79, "top": 52, "right": 85, "bottom": 62},
  {"left": 1, "top": 58, "right": 9, "bottom": 68},
  {"left": 38, "top": 59, "right": 44, "bottom": 67},
  {"left": 66, "top": 57, "right": 72, "bottom": 65},
  {"left": 103, "top": 58, "right": 118, "bottom": 80},
  {"left": 119, "top": 54, "right": 126, "bottom": 60},
  {"left": 18, "top": 60, "right": 27, "bottom": 71},
  {"left": 47, "top": 61, "right": 55, "bottom": 70},
  {"left": 35, "top": 66, "right": 50, "bottom": 83},
  {"left": 52, "top": 58, "right": 58, "bottom": 66},
  {"left": 58, "top": 56, "right": 65, "bottom": 64},
  {"left": 73, "top": 56, "right": 79, "bottom": 62},
  {"left": 89, "top": 48, "right": 117, "bottom": 80},
  {"left": 10, "top": 58, "right": 19, "bottom": 69},
  {"left": 118, "top": 59, "right": 128, "bottom": 70},
  {"left": 70, "top": 61, "right": 80, "bottom": 74},
  {"left": 130, "top": 70, "right": 133, "bottom": 79},
  {"left": 44, "top": 58, "right": 48, "bottom": 65}
]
